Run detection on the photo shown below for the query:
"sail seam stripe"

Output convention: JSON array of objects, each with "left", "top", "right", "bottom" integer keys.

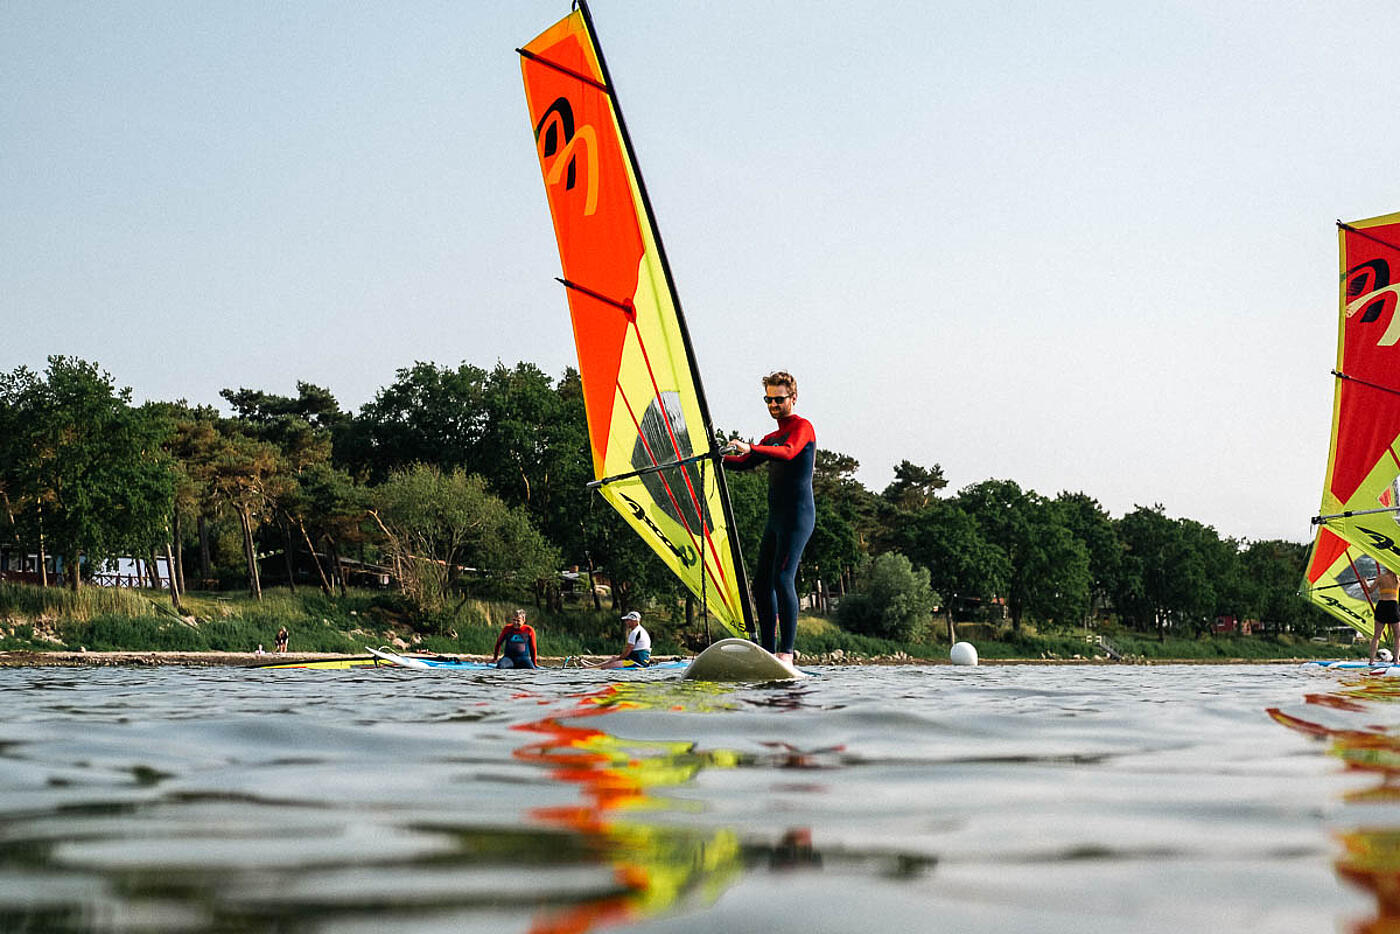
[
  {"left": 1345, "top": 550, "right": 1376, "bottom": 609},
  {"left": 626, "top": 317, "right": 737, "bottom": 600}
]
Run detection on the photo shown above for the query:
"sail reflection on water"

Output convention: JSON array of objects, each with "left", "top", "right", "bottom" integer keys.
[
  {"left": 512, "top": 680, "right": 830, "bottom": 932},
  {"left": 1270, "top": 676, "right": 1400, "bottom": 932}
]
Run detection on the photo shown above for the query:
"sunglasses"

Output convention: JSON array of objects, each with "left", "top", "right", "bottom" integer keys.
[{"left": 763, "top": 395, "right": 791, "bottom": 404}]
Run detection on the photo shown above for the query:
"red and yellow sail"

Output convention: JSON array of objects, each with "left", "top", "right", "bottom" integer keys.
[
  {"left": 519, "top": 4, "right": 752, "bottom": 637},
  {"left": 1316, "top": 211, "right": 1400, "bottom": 585},
  {"left": 1302, "top": 526, "right": 1377, "bottom": 638}
]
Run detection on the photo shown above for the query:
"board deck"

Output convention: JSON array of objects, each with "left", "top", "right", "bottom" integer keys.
[
  {"left": 682, "top": 638, "right": 806, "bottom": 682},
  {"left": 365, "top": 646, "right": 435, "bottom": 668},
  {"left": 358, "top": 647, "right": 687, "bottom": 672},
  {"left": 252, "top": 648, "right": 698, "bottom": 673},
  {"left": 249, "top": 654, "right": 432, "bottom": 670},
  {"left": 1301, "top": 660, "right": 1400, "bottom": 675}
]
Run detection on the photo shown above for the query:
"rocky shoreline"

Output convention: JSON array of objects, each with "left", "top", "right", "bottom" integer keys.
[{"left": 0, "top": 649, "right": 1310, "bottom": 669}]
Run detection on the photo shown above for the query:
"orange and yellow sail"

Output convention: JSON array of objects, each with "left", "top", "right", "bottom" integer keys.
[
  {"left": 1302, "top": 526, "right": 1377, "bottom": 638},
  {"left": 1314, "top": 211, "right": 1400, "bottom": 606},
  {"left": 519, "top": 3, "right": 753, "bottom": 637}
]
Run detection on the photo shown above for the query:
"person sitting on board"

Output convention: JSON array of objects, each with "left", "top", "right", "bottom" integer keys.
[
  {"left": 723, "top": 370, "right": 815, "bottom": 665},
  {"left": 1369, "top": 565, "right": 1400, "bottom": 666},
  {"left": 592, "top": 611, "right": 651, "bottom": 669},
  {"left": 493, "top": 609, "right": 538, "bottom": 669}
]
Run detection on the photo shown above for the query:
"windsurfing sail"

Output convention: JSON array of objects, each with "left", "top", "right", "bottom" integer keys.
[
  {"left": 1314, "top": 211, "right": 1400, "bottom": 576},
  {"left": 1302, "top": 525, "right": 1377, "bottom": 638},
  {"left": 518, "top": 2, "right": 754, "bottom": 638}
]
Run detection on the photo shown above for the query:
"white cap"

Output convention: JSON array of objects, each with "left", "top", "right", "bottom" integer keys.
[{"left": 621, "top": 611, "right": 641, "bottom": 622}]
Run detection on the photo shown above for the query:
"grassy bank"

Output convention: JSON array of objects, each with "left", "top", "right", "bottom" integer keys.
[
  {"left": 0, "top": 583, "right": 704, "bottom": 657},
  {"left": 0, "top": 582, "right": 1368, "bottom": 661}
]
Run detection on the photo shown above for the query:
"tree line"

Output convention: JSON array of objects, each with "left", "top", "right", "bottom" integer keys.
[{"left": 0, "top": 356, "right": 1328, "bottom": 640}]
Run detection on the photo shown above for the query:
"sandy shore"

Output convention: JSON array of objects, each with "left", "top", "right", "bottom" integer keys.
[{"left": 0, "top": 650, "right": 1312, "bottom": 668}]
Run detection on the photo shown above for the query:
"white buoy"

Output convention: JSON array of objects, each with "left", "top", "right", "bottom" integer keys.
[{"left": 950, "top": 642, "right": 978, "bottom": 666}]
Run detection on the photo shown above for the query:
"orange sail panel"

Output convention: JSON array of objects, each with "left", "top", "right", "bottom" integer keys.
[
  {"left": 1317, "top": 211, "right": 1400, "bottom": 572},
  {"left": 520, "top": 6, "right": 752, "bottom": 638}
]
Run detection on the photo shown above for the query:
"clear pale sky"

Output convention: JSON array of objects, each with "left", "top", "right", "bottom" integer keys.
[{"left": 4, "top": 1, "right": 1398, "bottom": 544}]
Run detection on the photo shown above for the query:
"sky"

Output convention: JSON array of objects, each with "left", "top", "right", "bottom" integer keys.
[{"left": 4, "top": 1, "right": 1400, "bottom": 545}]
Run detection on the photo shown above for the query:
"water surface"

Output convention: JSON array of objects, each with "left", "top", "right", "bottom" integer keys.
[{"left": 0, "top": 663, "right": 1384, "bottom": 931}]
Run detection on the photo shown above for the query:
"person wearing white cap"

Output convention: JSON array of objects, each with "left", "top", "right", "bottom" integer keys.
[{"left": 591, "top": 610, "right": 651, "bottom": 669}]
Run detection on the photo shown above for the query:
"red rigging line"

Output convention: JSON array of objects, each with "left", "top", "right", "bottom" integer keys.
[
  {"left": 614, "top": 382, "right": 738, "bottom": 616},
  {"left": 623, "top": 314, "right": 737, "bottom": 594},
  {"left": 1346, "top": 550, "right": 1376, "bottom": 609},
  {"left": 614, "top": 384, "right": 701, "bottom": 538}
]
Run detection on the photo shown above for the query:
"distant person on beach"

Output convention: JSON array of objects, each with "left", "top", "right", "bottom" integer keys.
[
  {"left": 493, "top": 609, "right": 538, "bottom": 669},
  {"left": 723, "top": 370, "right": 815, "bottom": 665},
  {"left": 592, "top": 611, "right": 651, "bottom": 669},
  {"left": 275, "top": 627, "right": 289, "bottom": 653},
  {"left": 1370, "top": 565, "right": 1400, "bottom": 665}
]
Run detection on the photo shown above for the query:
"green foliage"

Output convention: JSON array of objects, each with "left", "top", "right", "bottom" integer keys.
[
  {"left": 838, "top": 552, "right": 938, "bottom": 641},
  {"left": 954, "top": 479, "right": 1092, "bottom": 631},
  {"left": 0, "top": 581, "right": 164, "bottom": 621},
  {"left": 1114, "top": 505, "right": 1225, "bottom": 635},
  {"left": 0, "top": 623, "right": 41, "bottom": 650},
  {"left": 0, "top": 357, "right": 175, "bottom": 588},
  {"left": 58, "top": 615, "right": 206, "bottom": 652},
  {"left": 890, "top": 498, "right": 1008, "bottom": 632},
  {"left": 373, "top": 465, "right": 560, "bottom": 613},
  {"left": 809, "top": 449, "right": 878, "bottom": 583},
  {"left": 881, "top": 460, "right": 947, "bottom": 511},
  {"left": 794, "top": 624, "right": 906, "bottom": 658}
]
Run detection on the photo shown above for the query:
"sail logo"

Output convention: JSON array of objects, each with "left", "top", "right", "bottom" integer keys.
[
  {"left": 535, "top": 98, "right": 599, "bottom": 216},
  {"left": 1345, "top": 258, "right": 1400, "bottom": 346},
  {"left": 618, "top": 491, "right": 698, "bottom": 567},
  {"left": 1317, "top": 591, "right": 1368, "bottom": 625},
  {"left": 1357, "top": 524, "right": 1400, "bottom": 561}
]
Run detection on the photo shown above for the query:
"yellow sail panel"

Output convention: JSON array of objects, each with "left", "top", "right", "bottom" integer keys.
[
  {"left": 1317, "top": 211, "right": 1400, "bottom": 572},
  {"left": 1302, "top": 526, "right": 1376, "bottom": 638},
  {"left": 519, "top": 7, "right": 750, "bottom": 636}
]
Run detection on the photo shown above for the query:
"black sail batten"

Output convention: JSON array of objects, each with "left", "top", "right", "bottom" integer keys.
[
  {"left": 573, "top": 0, "right": 757, "bottom": 637},
  {"left": 515, "top": 47, "right": 610, "bottom": 93},
  {"left": 1338, "top": 220, "right": 1400, "bottom": 257},
  {"left": 1333, "top": 370, "right": 1400, "bottom": 400}
]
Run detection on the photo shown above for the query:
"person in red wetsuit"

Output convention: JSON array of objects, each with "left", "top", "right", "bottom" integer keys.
[
  {"left": 723, "top": 371, "right": 815, "bottom": 664},
  {"left": 493, "top": 609, "right": 538, "bottom": 669}
]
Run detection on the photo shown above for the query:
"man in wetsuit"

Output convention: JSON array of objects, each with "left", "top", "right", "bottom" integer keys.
[
  {"left": 493, "top": 609, "right": 538, "bottom": 669},
  {"left": 723, "top": 371, "right": 815, "bottom": 665}
]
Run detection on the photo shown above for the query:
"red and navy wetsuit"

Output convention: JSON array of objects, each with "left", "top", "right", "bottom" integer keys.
[
  {"left": 493, "top": 622, "right": 538, "bottom": 669},
  {"left": 724, "top": 414, "right": 816, "bottom": 655}
]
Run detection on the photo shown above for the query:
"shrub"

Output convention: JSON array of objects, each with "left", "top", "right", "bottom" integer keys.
[{"left": 837, "top": 552, "right": 938, "bottom": 642}]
